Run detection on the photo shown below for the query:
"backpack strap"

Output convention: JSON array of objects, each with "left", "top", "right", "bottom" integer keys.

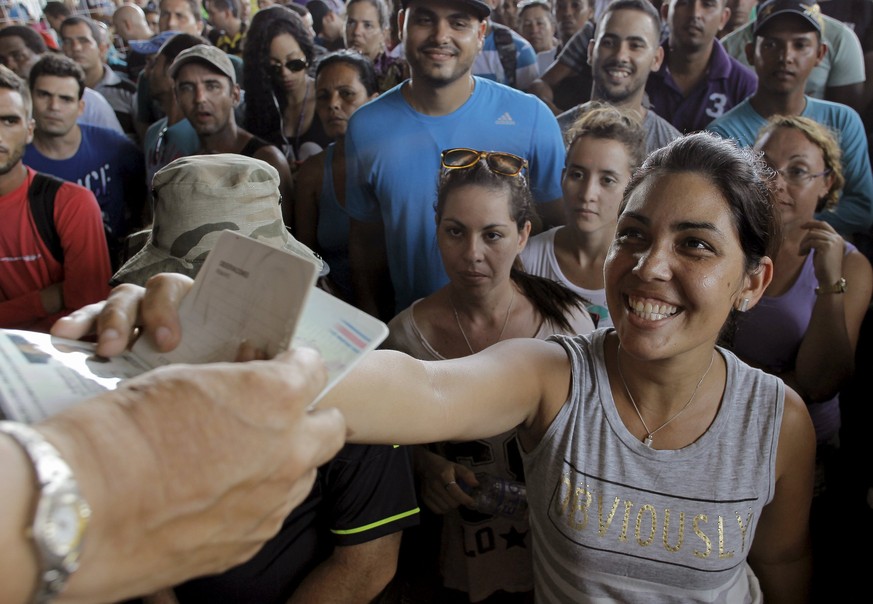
[
  {"left": 28, "top": 172, "right": 66, "bottom": 264},
  {"left": 492, "top": 23, "right": 517, "bottom": 89}
]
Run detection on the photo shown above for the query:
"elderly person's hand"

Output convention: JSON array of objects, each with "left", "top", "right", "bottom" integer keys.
[
  {"left": 30, "top": 348, "right": 345, "bottom": 604},
  {"left": 33, "top": 274, "right": 348, "bottom": 602}
]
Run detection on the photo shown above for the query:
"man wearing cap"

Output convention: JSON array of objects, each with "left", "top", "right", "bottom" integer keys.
[
  {"left": 707, "top": 0, "right": 873, "bottom": 239},
  {"left": 135, "top": 0, "right": 207, "bottom": 141},
  {"left": 720, "top": 0, "right": 867, "bottom": 112},
  {"left": 0, "top": 25, "right": 126, "bottom": 135},
  {"left": 169, "top": 44, "right": 295, "bottom": 225},
  {"left": 0, "top": 65, "right": 111, "bottom": 332},
  {"left": 345, "top": 0, "right": 565, "bottom": 319},
  {"left": 644, "top": 0, "right": 757, "bottom": 133},
  {"left": 135, "top": 0, "right": 245, "bottom": 144},
  {"left": 23, "top": 54, "right": 147, "bottom": 269},
  {"left": 142, "top": 33, "right": 202, "bottom": 199},
  {"left": 130, "top": 29, "right": 181, "bottom": 142}
]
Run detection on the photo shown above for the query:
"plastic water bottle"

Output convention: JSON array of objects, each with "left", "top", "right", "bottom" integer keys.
[{"left": 463, "top": 474, "right": 528, "bottom": 520}]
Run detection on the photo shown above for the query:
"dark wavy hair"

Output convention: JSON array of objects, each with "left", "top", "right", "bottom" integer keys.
[
  {"left": 621, "top": 132, "right": 780, "bottom": 344},
  {"left": 29, "top": 53, "right": 86, "bottom": 100},
  {"left": 242, "top": 5, "right": 316, "bottom": 139},
  {"left": 436, "top": 160, "right": 590, "bottom": 332}
]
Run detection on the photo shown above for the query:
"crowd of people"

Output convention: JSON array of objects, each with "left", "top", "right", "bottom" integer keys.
[{"left": 1, "top": 0, "right": 873, "bottom": 602}]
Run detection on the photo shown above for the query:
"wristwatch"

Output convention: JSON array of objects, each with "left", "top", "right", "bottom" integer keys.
[
  {"left": 0, "top": 421, "right": 91, "bottom": 603},
  {"left": 815, "top": 277, "right": 848, "bottom": 295}
]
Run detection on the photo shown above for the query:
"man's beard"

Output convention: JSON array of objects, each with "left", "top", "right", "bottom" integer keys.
[{"left": 0, "top": 144, "right": 25, "bottom": 177}]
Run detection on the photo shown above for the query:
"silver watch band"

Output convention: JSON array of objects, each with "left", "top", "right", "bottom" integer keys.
[{"left": 0, "top": 421, "right": 91, "bottom": 603}]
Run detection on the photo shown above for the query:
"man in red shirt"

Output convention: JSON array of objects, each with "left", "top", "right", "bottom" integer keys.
[{"left": 0, "top": 65, "right": 110, "bottom": 332}]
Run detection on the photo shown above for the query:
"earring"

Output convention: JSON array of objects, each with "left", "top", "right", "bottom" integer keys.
[{"left": 737, "top": 298, "right": 751, "bottom": 312}]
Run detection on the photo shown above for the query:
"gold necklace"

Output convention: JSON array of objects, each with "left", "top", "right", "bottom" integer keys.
[
  {"left": 616, "top": 343, "right": 715, "bottom": 448},
  {"left": 450, "top": 288, "right": 515, "bottom": 355}
]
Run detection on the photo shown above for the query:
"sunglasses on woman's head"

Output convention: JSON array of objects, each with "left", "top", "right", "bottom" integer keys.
[
  {"left": 270, "top": 58, "right": 308, "bottom": 75},
  {"left": 441, "top": 148, "right": 528, "bottom": 177}
]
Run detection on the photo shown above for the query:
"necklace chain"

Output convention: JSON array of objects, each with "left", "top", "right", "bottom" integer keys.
[
  {"left": 451, "top": 288, "right": 515, "bottom": 355},
  {"left": 616, "top": 343, "right": 715, "bottom": 448}
]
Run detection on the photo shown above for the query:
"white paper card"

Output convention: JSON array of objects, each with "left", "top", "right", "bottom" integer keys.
[{"left": 0, "top": 230, "right": 387, "bottom": 423}]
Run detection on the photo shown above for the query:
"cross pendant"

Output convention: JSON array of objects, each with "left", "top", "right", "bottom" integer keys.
[{"left": 643, "top": 435, "right": 654, "bottom": 447}]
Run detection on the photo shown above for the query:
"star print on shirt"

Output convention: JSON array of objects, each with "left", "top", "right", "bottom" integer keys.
[{"left": 500, "top": 525, "right": 529, "bottom": 550}]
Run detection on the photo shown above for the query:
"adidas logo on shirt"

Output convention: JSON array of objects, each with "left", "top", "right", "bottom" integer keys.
[{"left": 495, "top": 112, "right": 515, "bottom": 126}]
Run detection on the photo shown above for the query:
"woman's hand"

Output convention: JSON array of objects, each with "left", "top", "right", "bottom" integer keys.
[
  {"left": 51, "top": 274, "right": 194, "bottom": 357},
  {"left": 799, "top": 220, "right": 845, "bottom": 288},
  {"left": 414, "top": 448, "right": 477, "bottom": 514}
]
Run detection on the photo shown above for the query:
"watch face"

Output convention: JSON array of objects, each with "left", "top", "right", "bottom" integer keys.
[{"left": 45, "top": 494, "right": 86, "bottom": 556}]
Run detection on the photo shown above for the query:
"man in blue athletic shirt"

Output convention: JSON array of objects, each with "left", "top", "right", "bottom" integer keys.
[{"left": 345, "top": 0, "right": 566, "bottom": 319}]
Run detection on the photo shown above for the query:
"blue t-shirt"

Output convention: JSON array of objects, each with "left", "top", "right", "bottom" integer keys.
[
  {"left": 345, "top": 77, "right": 565, "bottom": 312},
  {"left": 706, "top": 96, "right": 873, "bottom": 237},
  {"left": 24, "top": 124, "right": 146, "bottom": 243},
  {"left": 646, "top": 39, "right": 758, "bottom": 134}
]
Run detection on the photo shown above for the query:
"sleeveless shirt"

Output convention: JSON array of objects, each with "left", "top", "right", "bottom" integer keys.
[
  {"left": 240, "top": 134, "right": 273, "bottom": 158},
  {"left": 522, "top": 329, "right": 783, "bottom": 602},
  {"left": 316, "top": 143, "right": 352, "bottom": 301}
]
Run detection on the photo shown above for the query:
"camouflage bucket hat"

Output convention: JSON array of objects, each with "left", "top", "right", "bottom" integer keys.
[{"left": 111, "top": 154, "right": 326, "bottom": 286}]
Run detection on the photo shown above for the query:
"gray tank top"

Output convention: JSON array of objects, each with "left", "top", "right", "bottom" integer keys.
[{"left": 522, "top": 329, "right": 782, "bottom": 602}]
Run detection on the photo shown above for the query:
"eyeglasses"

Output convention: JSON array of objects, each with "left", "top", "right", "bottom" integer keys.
[
  {"left": 270, "top": 58, "right": 308, "bottom": 75},
  {"left": 771, "top": 165, "right": 831, "bottom": 186},
  {"left": 441, "top": 148, "right": 528, "bottom": 177}
]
